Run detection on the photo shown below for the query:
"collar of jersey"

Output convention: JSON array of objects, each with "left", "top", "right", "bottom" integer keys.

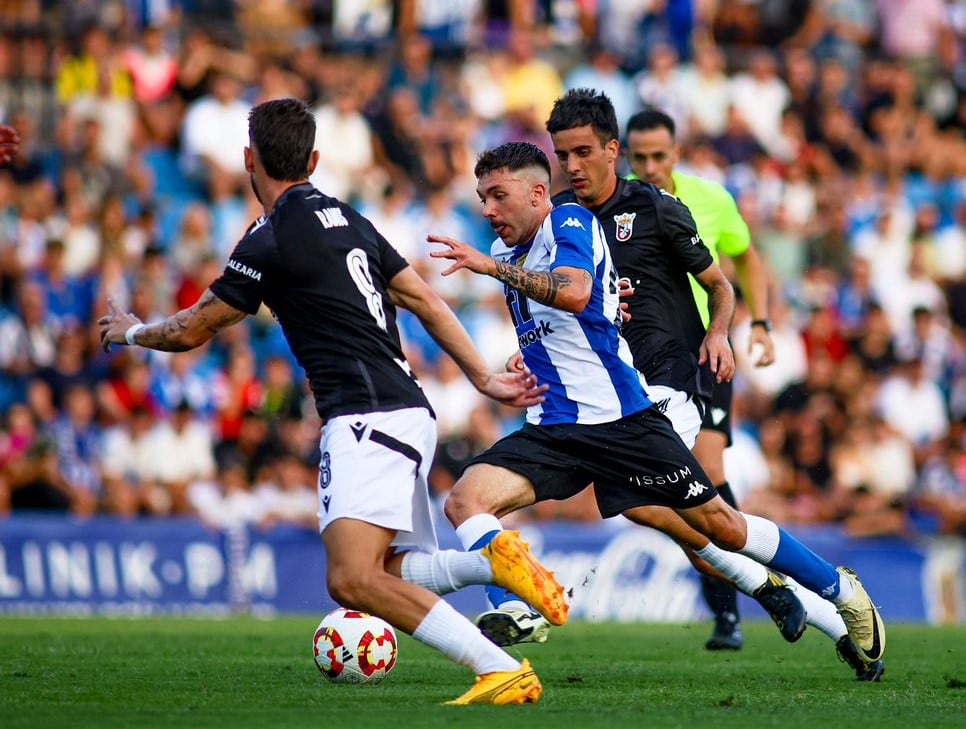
[
  {"left": 509, "top": 238, "right": 534, "bottom": 265},
  {"left": 272, "top": 181, "right": 315, "bottom": 213},
  {"left": 590, "top": 177, "right": 630, "bottom": 216}
]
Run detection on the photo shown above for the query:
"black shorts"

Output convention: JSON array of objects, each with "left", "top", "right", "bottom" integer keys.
[
  {"left": 464, "top": 408, "right": 717, "bottom": 518},
  {"left": 700, "top": 378, "right": 733, "bottom": 445}
]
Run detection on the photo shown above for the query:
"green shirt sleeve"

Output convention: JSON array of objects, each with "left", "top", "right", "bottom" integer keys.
[
  {"left": 715, "top": 186, "right": 751, "bottom": 258},
  {"left": 673, "top": 172, "right": 751, "bottom": 329}
]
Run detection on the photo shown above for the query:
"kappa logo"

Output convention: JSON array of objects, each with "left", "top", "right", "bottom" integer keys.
[
  {"left": 685, "top": 481, "right": 708, "bottom": 499},
  {"left": 613, "top": 212, "right": 636, "bottom": 242},
  {"left": 711, "top": 407, "right": 727, "bottom": 425},
  {"left": 559, "top": 216, "right": 585, "bottom": 230}
]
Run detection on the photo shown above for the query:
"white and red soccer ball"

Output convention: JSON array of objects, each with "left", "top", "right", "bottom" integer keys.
[{"left": 313, "top": 608, "right": 398, "bottom": 684}]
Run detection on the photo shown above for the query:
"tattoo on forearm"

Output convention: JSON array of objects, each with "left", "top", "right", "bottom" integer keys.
[
  {"left": 136, "top": 291, "right": 238, "bottom": 352},
  {"left": 494, "top": 261, "right": 573, "bottom": 307},
  {"left": 138, "top": 314, "right": 193, "bottom": 352}
]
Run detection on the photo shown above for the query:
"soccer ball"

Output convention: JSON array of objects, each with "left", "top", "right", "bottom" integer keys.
[{"left": 313, "top": 608, "right": 398, "bottom": 684}]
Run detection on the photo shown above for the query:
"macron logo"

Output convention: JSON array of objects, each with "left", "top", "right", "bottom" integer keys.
[
  {"left": 315, "top": 207, "right": 349, "bottom": 229},
  {"left": 559, "top": 217, "right": 585, "bottom": 230}
]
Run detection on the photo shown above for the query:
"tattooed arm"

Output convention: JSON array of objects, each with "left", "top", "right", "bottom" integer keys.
[
  {"left": 428, "top": 234, "right": 593, "bottom": 313},
  {"left": 98, "top": 290, "right": 248, "bottom": 353},
  {"left": 493, "top": 260, "right": 592, "bottom": 313}
]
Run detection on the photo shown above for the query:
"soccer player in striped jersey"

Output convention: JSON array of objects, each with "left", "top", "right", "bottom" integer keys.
[{"left": 422, "top": 129, "right": 884, "bottom": 679}]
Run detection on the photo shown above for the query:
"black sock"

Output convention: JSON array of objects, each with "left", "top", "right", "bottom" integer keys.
[
  {"left": 701, "top": 573, "right": 740, "bottom": 623},
  {"left": 704, "top": 482, "right": 740, "bottom": 620},
  {"left": 716, "top": 481, "right": 738, "bottom": 509}
]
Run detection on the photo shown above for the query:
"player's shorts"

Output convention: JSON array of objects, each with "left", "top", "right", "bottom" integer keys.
[
  {"left": 641, "top": 384, "right": 704, "bottom": 449},
  {"left": 465, "top": 407, "right": 717, "bottom": 518},
  {"left": 317, "top": 407, "right": 438, "bottom": 553},
  {"left": 700, "top": 378, "right": 733, "bottom": 445}
]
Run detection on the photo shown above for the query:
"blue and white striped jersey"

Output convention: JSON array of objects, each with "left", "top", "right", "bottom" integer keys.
[{"left": 492, "top": 203, "right": 652, "bottom": 426}]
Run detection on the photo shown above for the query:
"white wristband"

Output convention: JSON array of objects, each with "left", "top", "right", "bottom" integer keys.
[{"left": 124, "top": 323, "right": 145, "bottom": 346}]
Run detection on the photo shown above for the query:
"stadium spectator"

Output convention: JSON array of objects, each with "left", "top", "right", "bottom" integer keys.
[
  {"left": 728, "top": 50, "right": 790, "bottom": 157},
  {"left": 47, "top": 383, "right": 102, "bottom": 516},
  {"left": 632, "top": 43, "right": 689, "bottom": 137},
  {"left": 180, "top": 68, "right": 251, "bottom": 201},
  {"left": 677, "top": 41, "right": 732, "bottom": 139},
  {"left": 151, "top": 399, "right": 218, "bottom": 515},
  {"left": 0, "top": 130, "right": 17, "bottom": 185},
  {"left": 564, "top": 44, "right": 638, "bottom": 133},
  {"left": 309, "top": 85, "right": 376, "bottom": 203},
  {"left": 124, "top": 24, "right": 179, "bottom": 105},
  {"left": 56, "top": 24, "right": 132, "bottom": 107}
]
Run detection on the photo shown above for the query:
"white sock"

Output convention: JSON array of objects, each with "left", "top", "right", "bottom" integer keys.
[
  {"left": 454, "top": 513, "right": 504, "bottom": 551},
  {"left": 832, "top": 573, "right": 854, "bottom": 605},
  {"left": 495, "top": 599, "right": 530, "bottom": 611},
  {"left": 738, "top": 513, "right": 780, "bottom": 563},
  {"left": 694, "top": 542, "right": 769, "bottom": 595},
  {"left": 785, "top": 576, "right": 848, "bottom": 640},
  {"left": 413, "top": 600, "right": 520, "bottom": 674},
  {"left": 401, "top": 550, "right": 494, "bottom": 595}
]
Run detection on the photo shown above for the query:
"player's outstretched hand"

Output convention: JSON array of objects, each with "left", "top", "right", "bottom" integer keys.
[
  {"left": 427, "top": 234, "right": 495, "bottom": 277},
  {"left": 97, "top": 297, "right": 142, "bottom": 353},
  {"left": 506, "top": 351, "right": 524, "bottom": 373},
  {"left": 0, "top": 124, "right": 20, "bottom": 165},
  {"left": 480, "top": 370, "right": 548, "bottom": 409}
]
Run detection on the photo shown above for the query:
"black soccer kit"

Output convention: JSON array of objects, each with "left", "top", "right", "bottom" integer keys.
[
  {"left": 554, "top": 179, "right": 715, "bottom": 406},
  {"left": 208, "top": 182, "right": 431, "bottom": 421}
]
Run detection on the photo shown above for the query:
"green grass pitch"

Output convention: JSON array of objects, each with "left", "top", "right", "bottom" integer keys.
[{"left": 1, "top": 618, "right": 964, "bottom": 729}]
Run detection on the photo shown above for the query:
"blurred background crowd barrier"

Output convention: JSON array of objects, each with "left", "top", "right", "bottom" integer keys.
[{"left": 2, "top": 514, "right": 962, "bottom": 623}]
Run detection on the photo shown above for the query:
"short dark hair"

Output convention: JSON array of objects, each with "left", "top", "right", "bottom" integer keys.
[
  {"left": 545, "top": 88, "right": 619, "bottom": 145},
  {"left": 248, "top": 98, "right": 316, "bottom": 182},
  {"left": 474, "top": 142, "right": 551, "bottom": 181},
  {"left": 626, "top": 108, "right": 676, "bottom": 140}
]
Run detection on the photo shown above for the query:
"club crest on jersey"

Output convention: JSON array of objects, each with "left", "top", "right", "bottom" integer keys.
[{"left": 613, "top": 212, "right": 636, "bottom": 242}]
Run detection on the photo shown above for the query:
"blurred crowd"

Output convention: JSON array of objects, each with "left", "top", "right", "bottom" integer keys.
[{"left": 0, "top": 1, "right": 963, "bottom": 538}]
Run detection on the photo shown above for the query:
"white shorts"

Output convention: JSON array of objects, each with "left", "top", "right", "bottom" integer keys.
[
  {"left": 317, "top": 407, "right": 438, "bottom": 553},
  {"left": 642, "top": 385, "right": 702, "bottom": 450}
]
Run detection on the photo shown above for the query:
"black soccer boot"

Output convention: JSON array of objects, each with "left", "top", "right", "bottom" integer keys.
[
  {"left": 702, "top": 574, "right": 744, "bottom": 650},
  {"left": 836, "top": 635, "right": 885, "bottom": 681},
  {"left": 752, "top": 571, "right": 807, "bottom": 643}
]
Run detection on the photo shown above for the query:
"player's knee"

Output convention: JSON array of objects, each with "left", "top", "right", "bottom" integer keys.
[
  {"left": 326, "top": 567, "right": 376, "bottom": 611},
  {"left": 708, "top": 518, "right": 745, "bottom": 552},
  {"left": 443, "top": 479, "right": 491, "bottom": 526}
]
